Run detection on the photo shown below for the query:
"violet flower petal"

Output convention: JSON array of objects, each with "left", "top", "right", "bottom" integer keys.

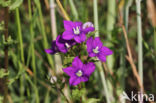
[
  {"left": 45, "top": 41, "right": 58, "bottom": 54},
  {"left": 88, "top": 52, "right": 97, "bottom": 57},
  {"left": 83, "top": 62, "right": 96, "bottom": 76},
  {"left": 98, "top": 52, "right": 107, "bottom": 62},
  {"left": 74, "top": 36, "right": 82, "bottom": 43},
  {"left": 74, "top": 21, "right": 83, "bottom": 27},
  {"left": 87, "top": 37, "right": 94, "bottom": 52},
  {"left": 80, "top": 33, "right": 86, "bottom": 42},
  {"left": 45, "top": 49, "right": 55, "bottom": 54},
  {"left": 82, "top": 22, "right": 95, "bottom": 33},
  {"left": 81, "top": 76, "right": 89, "bottom": 82},
  {"left": 72, "top": 56, "right": 83, "bottom": 68},
  {"left": 63, "top": 67, "right": 76, "bottom": 76},
  {"left": 69, "top": 76, "right": 81, "bottom": 86},
  {"left": 56, "top": 35, "right": 68, "bottom": 53},
  {"left": 62, "top": 31, "right": 74, "bottom": 40},
  {"left": 93, "top": 37, "right": 103, "bottom": 49},
  {"left": 74, "top": 33, "right": 86, "bottom": 43},
  {"left": 64, "top": 20, "right": 73, "bottom": 30},
  {"left": 100, "top": 46, "right": 113, "bottom": 56},
  {"left": 84, "top": 27, "right": 95, "bottom": 33}
]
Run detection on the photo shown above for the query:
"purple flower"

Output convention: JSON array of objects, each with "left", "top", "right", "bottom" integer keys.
[
  {"left": 62, "top": 20, "right": 95, "bottom": 43},
  {"left": 45, "top": 41, "right": 59, "bottom": 54},
  {"left": 86, "top": 37, "right": 113, "bottom": 62},
  {"left": 63, "top": 57, "right": 95, "bottom": 86},
  {"left": 56, "top": 35, "right": 76, "bottom": 53}
]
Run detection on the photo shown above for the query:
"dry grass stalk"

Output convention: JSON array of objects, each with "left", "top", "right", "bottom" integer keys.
[
  {"left": 147, "top": 0, "right": 156, "bottom": 27},
  {"left": 56, "top": 0, "right": 70, "bottom": 20},
  {"left": 119, "top": 10, "right": 154, "bottom": 103}
]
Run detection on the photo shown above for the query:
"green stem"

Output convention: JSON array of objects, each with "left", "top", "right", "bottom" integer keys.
[
  {"left": 69, "top": 0, "right": 78, "bottom": 20},
  {"left": 35, "top": 0, "right": 55, "bottom": 72},
  {"left": 136, "top": 0, "right": 143, "bottom": 102},
  {"left": 28, "top": 0, "right": 36, "bottom": 81},
  {"left": 93, "top": 0, "right": 110, "bottom": 103},
  {"left": 97, "top": 63, "right": 110, "bottom": 103},
  {"left": 136, "top": 0, "right": 143, "bottom": 86},
  {"left": 106, "top": 0, "right": 116, "bottom": 102},
  {"left": 15, "top": 8, "right": 25, "bottom": 63},
  {"left": 93, "top": 0, "right": 99, "bottom": 37},
  {"left": 15, "top": 8, "right": 25, "bottom": 103},
  {"left": 28, "top": 0, "right": 39, "bottom": 102},
  {"left": 106, "top": 0, "right": 116, "bottom": 71}
]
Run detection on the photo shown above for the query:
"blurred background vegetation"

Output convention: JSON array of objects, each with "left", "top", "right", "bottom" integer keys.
[{"left": 0, "top": 0, "right": 156, "bottom": 103}]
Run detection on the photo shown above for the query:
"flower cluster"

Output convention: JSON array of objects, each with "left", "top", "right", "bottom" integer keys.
[{"left": 45, "top": 20, "right": 113, "bottom": 86}]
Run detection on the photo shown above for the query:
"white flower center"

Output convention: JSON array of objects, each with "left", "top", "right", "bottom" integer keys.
[
  {"left": 76, "top": 70, "right": 83, "bottom": 77},
  {"left": 65, "top": 42, "right": 70, "bottom": 48},
  {"left": 73, "top": 26, "right": 80, "bottom": 35},
  {"left": 93, "top": 46, "right": 99, "bottom": 54}
]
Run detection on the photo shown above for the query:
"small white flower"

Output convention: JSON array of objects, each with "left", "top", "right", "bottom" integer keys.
[
  {"left": 50, "top": 76, "right": 57, "bottom": 84},
  {"left": 82, "top": 22, "right": 94, "bottom": 29}
]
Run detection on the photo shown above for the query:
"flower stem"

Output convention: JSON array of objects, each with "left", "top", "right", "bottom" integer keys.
[
  {"left": 93, "top": 0, "right": 110, "bottom": 103},
  {"left": 50, "top": 0, "right": 63, "bottom": 74},
  {"left": 136, "top": 0, "right": 143, "bottom": 86},
  {"left": 105, "top": 0, "right": 116, "bottom": 102},
  {"left": 136, "top": 1, "right": 143, "bottom": 102},
  {"left": 106, "top": 0, "right": 116, "bottom": 72},
  {"left": 97, "top": 63, "right": 110, "bottom": 103},
  {"left": 93, "top": 0, "right": 99, "bottom": 37}
]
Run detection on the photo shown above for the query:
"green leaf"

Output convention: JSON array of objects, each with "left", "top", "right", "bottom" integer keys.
[
  {"left": 0, "top": 69, "right": 9, "bottom": 78},
  {"left": 72, "top": 89, "right": 81, "bottom": 100},
  {"left": 0, "top": 0, "right": 11, "bottom": 7},
  {"left": 86, "top": 98, "right": 100, "bottom": 103},
  {"left": 9, "top": 0, "right": 23, "bottom": 10},
  {"left": 63, "top": 57, "right": 74, "bottom": 67},
  {"left": 0, "top": 96, "right": 4, "bottom": 103},
  {"left": 72, "top": 88, "right": 86, "bottom": 101},
  {"left": 143, "top": 40, "right": 149, "bottom": 50},
  {"left": 0, "top": 21, "right": 4, "bottom": 31}
]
